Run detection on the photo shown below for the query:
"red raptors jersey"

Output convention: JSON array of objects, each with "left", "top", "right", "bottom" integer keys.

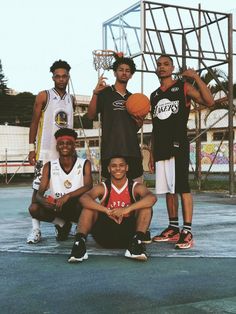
[{"left": 101, "top": 179, "right": 137, "bottom": 210}]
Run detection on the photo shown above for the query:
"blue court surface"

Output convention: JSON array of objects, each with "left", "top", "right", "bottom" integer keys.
[{"left": 0, "top": 184, "right": 236, "bottom": 313}]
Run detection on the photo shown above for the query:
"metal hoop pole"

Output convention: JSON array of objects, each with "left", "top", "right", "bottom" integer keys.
[{"left": 97, "top": 68, "right": 102, "bottom": 183}]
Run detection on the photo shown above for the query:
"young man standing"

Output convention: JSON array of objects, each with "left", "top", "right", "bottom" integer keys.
[
  {"left": 68, "top": 157, "right": 157, "bottom": 263},
  {"left": 29, "top": 128, "right": 93, "bottom": 241},
  {"left": 27, "top": 60, "right": 74, "bottom": 243},
  {"left": 149, "top": 55, "right": 214, "bottom": 249},
  {"left": 87, "top": 56, "right": 143, "bottom": 181}
]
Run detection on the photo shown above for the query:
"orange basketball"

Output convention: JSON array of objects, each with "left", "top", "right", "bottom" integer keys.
[{"left": 125, "top": 93, "right": 150, "bottom": 117}]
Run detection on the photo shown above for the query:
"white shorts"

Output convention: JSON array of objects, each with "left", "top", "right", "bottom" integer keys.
[{"left": 155, "top": 157, "right": 175, "bottom": 195}]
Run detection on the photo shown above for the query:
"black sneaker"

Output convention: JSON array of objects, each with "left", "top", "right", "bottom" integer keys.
[
  {"left": 55, "top": 222, "right": 72, "bottom": 241},
  {"left": 125, "top": 237, "right": 147, "bottom": 261},
  {"left": 68, "top": 236, "right": 88, "bottom": 263},
  {"left": 139, "top": 230, "right": 152, "bottom": 244}
]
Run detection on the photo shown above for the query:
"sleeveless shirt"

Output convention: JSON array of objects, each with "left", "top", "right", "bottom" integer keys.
[
  {"left": 36, "top": 88, "right": 73, "bottom": 162},
  {"left": 97, "top": 86, "right": 141, "bottom": 159},
  {"left": 100, "top": 179, "right": 137, "bottom": 210},
  {"left": 150, "top": 80, "right": 190, "bottom": 161},
  {"left": 49, "top": 157, "right": 86, "bottom": 199}
]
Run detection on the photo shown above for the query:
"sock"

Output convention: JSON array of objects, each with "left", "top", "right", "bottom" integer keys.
[
  {"left": 169, "top": 217, "right": 179, "bottom": 229},
  {"left": 183, "top": 222, "right": 192, "bottom": 233},
  {"left": 32, "top": 218, "right": 40, "bottom": 230},
  {"left": 75, "top": 233, "right": 87, "bottom": 241},
  {"left": 52, "top": 217, "right": 65, "bottom": 227}
]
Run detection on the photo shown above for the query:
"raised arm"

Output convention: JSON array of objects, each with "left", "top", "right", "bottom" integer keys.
[
  {"left": 87, "top": 75, "right": 108, "bottom": 120},
  {"left": 29, "top": 91, "right": 47, "bottom": 165},
  {"left": 182, "top": 69, "right": 214, "bottom": 107}
]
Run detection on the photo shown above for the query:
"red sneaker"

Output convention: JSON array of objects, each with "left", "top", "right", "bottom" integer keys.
[
  {"left": 175, "top": 230, "right": 193, "bottom": 249},
  {"left": 152, "top": 226, "right": 180, "bottom": 243}
]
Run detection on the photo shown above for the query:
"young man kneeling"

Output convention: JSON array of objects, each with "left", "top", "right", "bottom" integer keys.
[{"left": 68, "top": 157, "right": 157, "bottom": 262}]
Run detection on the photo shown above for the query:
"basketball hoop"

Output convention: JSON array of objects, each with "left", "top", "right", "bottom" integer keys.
[{"left": 92, "top": 49, "right": 123, "bottom": 72}]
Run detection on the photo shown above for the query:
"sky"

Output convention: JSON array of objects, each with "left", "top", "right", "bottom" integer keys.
[{"left": 1, "top": 0, "right": 236, "bottom": 97}]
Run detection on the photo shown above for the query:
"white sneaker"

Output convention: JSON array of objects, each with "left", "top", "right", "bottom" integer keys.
[{"left": 27, "top": 229, "right": 42, "bottom": 244}]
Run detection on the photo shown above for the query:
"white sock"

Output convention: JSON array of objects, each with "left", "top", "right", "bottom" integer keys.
[
  {"left": 32, "top": 218, "right": 40, "bottom": 230},
  {"left": 52, "top": 217, "right": 65, "bottom": 227}
]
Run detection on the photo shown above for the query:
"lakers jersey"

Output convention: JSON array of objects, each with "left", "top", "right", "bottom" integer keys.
[
  {"left": 150, "top": 80, "right": 190, "bottom": 161},
  {"left": 49, "top": 157, "right": 86, "bottom": 199},
  {"left": 36, "top": 88, "right": 73, "bottom": 162}
]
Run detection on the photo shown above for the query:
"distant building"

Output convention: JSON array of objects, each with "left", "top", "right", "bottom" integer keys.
[{"left": 1, "top": 94, "right": 235, "bottom": 175}]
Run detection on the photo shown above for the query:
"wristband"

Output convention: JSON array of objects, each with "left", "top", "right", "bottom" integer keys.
[
  {"left": 29, "top": 143, "right": 35, "bottom": 152},
  {"left": 93, "top": 90, "right": 99, "bottom": 95}
]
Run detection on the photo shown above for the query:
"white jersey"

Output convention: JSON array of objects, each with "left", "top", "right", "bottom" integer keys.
[
  {"left": 36, "top": 88, "right": 73, "bottom": 162},
  {"left": 49, "top": 157, "right": 86, "bottom": 199}
]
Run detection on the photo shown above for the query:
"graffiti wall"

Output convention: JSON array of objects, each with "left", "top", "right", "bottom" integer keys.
[
  {"left": 190, "top": 142, "right": 236, "bottom": 172},
  {"left": 77, "top": 143, "right": 236, "bottom": 173},
  {"left": 76, "top": 147, "right": 100, "bottom": 172}
]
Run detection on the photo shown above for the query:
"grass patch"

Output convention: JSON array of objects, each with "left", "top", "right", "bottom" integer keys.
[{"left": 190, "top": 179, "right": 230, "bottom": 192}]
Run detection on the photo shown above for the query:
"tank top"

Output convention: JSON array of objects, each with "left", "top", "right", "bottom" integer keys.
[
  {"left": 150, "top": 80, "right": 190, "bottom": 161},
  {"left": 49, "top": 157, "right": 86, "bottom": 199},
  {"left": 36, "top": 88, "right": 73, "bottom": 162},
  {"left": 100, "top": 179, "right": 137, "bottom": 210},
  {"left": 97, "top": 86, "right": 141, "bottom": 159}
]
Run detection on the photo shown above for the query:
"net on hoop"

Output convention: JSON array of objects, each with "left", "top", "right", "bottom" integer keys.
[{"left": 93, "top": 50, "right": 123, "bottom": 71}]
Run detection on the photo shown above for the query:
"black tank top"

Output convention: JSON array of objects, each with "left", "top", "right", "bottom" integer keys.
[
  {"left": 97, "top": 86, "right": 141, "bottom": 159},
  {"left": 150, "top": 80, "right": 190, "bottom": 161}
]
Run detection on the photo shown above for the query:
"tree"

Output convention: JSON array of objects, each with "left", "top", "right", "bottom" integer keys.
[
  {"left": 0, "top": 59, "right": 8, "bottom": 95},
  {"left": 0, "top": 92, "right": 35, "bottom": 126}
]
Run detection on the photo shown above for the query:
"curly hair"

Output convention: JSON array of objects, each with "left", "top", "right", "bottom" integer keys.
[
  {"left": 108, "top": 156, "right": 128, "bottom": 165},
  {"left": 54, "top": 128, "right": 77, "bottom": 140},
  {"left": 50, "top": 60, "right": 71, "bottom": 73},
  {"left": 112, "top": 57, "right": 136, "bottom": 74}
]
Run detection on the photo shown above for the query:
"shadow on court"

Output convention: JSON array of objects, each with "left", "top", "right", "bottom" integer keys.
[{"left": 0, "top": 184, "right": 236, "bottom": 313}]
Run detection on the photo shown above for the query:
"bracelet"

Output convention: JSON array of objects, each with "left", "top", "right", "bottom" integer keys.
[{"left": 29, "top": 143, "right": 35, "bottom": 152}]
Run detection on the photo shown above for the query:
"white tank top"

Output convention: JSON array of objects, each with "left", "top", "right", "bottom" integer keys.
[
  {"left": 49, "top": 157, "right": 86, "bottom": 198},
  {"left": 36, "top": 88, "right": 73, "bottom": 162}
]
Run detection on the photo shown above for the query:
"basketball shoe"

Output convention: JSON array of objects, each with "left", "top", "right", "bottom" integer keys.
[
  {"left": 125, "top": 236, "right": 147, "bottom": 261},
  {"left": 68, "top": 235, "right": 88, "bottom": 263},
  {"left": 27, "top": 228, "right": 41, "bottom": 244},
  {"left": 175, "top": 230, "right": 193, "bottom": 249},
  {"left": 139, "top": 230, "right": 152, "bottom": 244},
  {"left": 152, "top": 226, "right": 180, "bottom": 243},
  {"left": 55, "top": 222, "right": 72, "bottom": 241}
]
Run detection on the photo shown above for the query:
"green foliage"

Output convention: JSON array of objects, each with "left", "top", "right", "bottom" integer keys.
[
  {"left": 190, "top": 179, "right": 231, "bottom": 192},
  {"left": 0, "top": 92, "right": 35, "bottom": 126},
  {"left": 0, "top": 60, "right": 8, "bottom": 95}
]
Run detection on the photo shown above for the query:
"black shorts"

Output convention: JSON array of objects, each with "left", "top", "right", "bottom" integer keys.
[
  {"left": 57, "top": 198, "right": 82, "bottom": 223},
  {"left": 91, "top": 213, "right": 136, "bottom": 248},
  {"left": 101, "top": 157, "right": 143, "bottom": 180},
  {"left": 175, "top": 147, "right": 190, "bottom": 193}
]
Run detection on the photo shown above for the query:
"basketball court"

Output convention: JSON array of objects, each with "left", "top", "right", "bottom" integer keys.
[
  {"left": 1, "top": 1, "right": 236, "bottom": 313},
  {"left": 0, "top": 184, "right": 236, "bottom": 313}
]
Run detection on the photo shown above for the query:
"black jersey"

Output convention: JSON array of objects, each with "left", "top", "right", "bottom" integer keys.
[
  {"left": 150, "top": 80, "right": 190, "bottom": 161},
  {"left": 97, "top": 85, "right": 141, "bottom": 160}
]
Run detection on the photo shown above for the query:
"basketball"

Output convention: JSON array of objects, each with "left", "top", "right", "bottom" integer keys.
[{"left": 125, "top": 93, "right": 150, "bottom": 117}]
